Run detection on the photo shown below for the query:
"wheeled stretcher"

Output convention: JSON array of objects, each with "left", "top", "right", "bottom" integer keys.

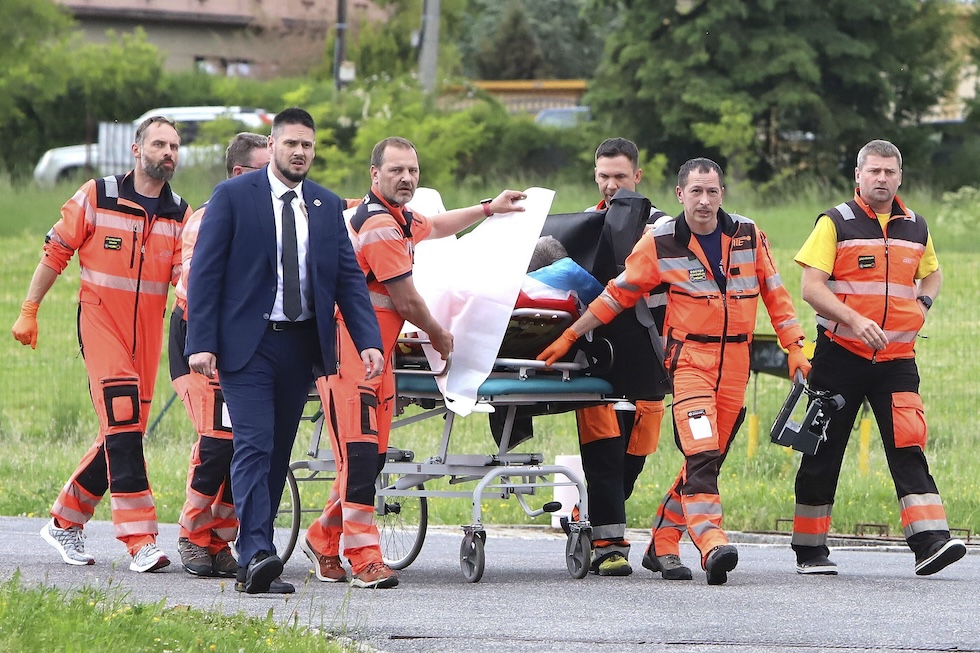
[{"left": 275, "top": 188, "right": 670, "bottom": 583}]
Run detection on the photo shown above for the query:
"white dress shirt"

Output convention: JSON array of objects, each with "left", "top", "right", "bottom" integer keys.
[{"left": 267, "top": 166, "right": 313, "bottom": 321}]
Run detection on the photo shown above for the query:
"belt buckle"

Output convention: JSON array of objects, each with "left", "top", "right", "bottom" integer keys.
[{"left": 271, "top": 321, "right": 286, "bottom": 332}]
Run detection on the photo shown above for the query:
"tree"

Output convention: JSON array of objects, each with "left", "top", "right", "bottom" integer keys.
[
  {"left": 586, "top": 0, "right": 959, "bottom": 182},
  {"left": 461, "top": 0, "right": 606, "bottom": 79},
  {"left": 474, "top": 1, "right": 545, "bottom": 79}
]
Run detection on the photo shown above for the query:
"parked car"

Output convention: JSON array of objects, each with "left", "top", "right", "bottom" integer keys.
[
  {"left": 533, "top": 106, "right": 591, "bottom": 129},
  {"left": 33, "top": 106, "right": 273, "bottom": 185}
]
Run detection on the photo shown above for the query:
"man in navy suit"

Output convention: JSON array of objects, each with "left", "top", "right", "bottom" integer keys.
[{"left": 185, "top": 107, "right": 384, "bottom": 594}]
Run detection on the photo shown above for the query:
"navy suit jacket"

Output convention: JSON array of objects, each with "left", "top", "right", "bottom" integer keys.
[{"left": 185, "top": 168, "right": 381, "bottom": 374}]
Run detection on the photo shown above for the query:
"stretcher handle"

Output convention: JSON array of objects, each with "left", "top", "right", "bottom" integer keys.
[{"left": 395, "top": 336, "right": 451, "bottom": 377}]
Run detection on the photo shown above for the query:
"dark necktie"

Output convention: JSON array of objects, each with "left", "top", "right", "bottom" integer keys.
[{"left": 280, "top": 190, "right": 302, "bottom": 320}]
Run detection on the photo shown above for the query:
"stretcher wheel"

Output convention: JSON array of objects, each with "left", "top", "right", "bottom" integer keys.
[
  {"left": 459, "top": 531, "right": 486, "bottom": 583},
  {"left": 274, "top": 464, "right": 302, "bottom": 564},
  {"left": 376, "top": 472, "right": 428, "bottom": 570},
  {"left": 565, "top": 529, "right": 591, "bottom": 579}
]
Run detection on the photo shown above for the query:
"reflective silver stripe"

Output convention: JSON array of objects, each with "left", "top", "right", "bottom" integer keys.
[
  {"left": 816, "top": 318, "right": 917, "bottom": 344},
  {"left": 110, "top": 493, "right": 156, "bottom": 511},
  {"left": 775, "top": 317, "right": 800, "bottom": 330},
  {"left": 369, "top": 290, "right": 396, "bottom": 310},
  {"left": 838, "top": 237, "right": 885, "bottom": 250},
  {"left": 611, "top": 271, "right": 642, "bottom": 294},
  {"left": 358, "top": 224, "right": 406, "bottom": 246},
  {"left": 684, "top": 499, "right": 723, "bottom": 517},
  {"left": 93, "top": 213, "right": 143, "bottom": 232},
  {"left": 103, "top": 175, "right": 119, "bottom": 198},
  {"left": 80, "top": 268, "right": 170, "bottom": 296},
  {"left": 728, "top": 276, "right": 759, "bottom": 293},
  {"left": 689, "top": 519, "right": 721, "bottom": 538},
  {"left": 730, "top": 250, "right": 755, "bottom": 266},
  {"left": 645, "top": 292, "right": 667, "bottom": 309},
  {"left": 795, "top": 503, "right": 833, "bottom": 519},
  {"left": 597, "top": 290, "right": 627, "bottom": 315},
  {"left": 115, "top": 519, "right": 158, "bottom": 537},
  {"left": 826, "top": 280, "right": 889, "bottom": 296},
  {"left": 836, "top": 202, "right": 858, "bottom": 221},
  {"left": 150, "top": 219, "right": 180, "bottom": 238},
  {"left": 659, "top": 256, "right": 693, "bottom": 273},
  {"left": 900, "top": 493, "right": 949, "bottom": 537},
  {"left": 366, "top": 203, "right": 386, "bottom": 212},
  {"left": 592, "top": 523, "right": 626, "bottom": 541},
  {"left": 887, "top": 238, "right": 926, "bottom": 253},
  {"left": 791, "top": 531, "right": 828, "bottom": 547}
]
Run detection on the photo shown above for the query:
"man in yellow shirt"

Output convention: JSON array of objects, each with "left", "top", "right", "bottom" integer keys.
[{"left": 791, "top": 139, "right": 964, "bottom": 577}]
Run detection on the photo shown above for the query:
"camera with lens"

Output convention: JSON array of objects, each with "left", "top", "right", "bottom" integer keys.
[{"left": 770, "top": 372, "right": 845, "bottom": 456}]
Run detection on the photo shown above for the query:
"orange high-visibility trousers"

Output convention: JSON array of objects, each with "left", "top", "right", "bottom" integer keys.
[
  {"left": 51, "top": 296, "right": 164, "bottom": 555},
  {"left": 305, "top": 308, "right": 401, "bottom": 573},
  {"left": 169, "top": 308, "right": 238, "bottom": 552},
  {"left": 651, "top": 340, "right": 749, "bottom": 566}
]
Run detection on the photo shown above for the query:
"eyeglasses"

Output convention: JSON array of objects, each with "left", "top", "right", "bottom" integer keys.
[{"left": 239, "top": 165, "right": 261, "bottom": 170}]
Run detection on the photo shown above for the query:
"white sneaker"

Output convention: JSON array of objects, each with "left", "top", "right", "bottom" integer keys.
[
  {"left": 40, "top": 518, "right": 95, "bottom": 566},
  {"left": 130, "top": 543, "right": 171, "bottom": 573}
]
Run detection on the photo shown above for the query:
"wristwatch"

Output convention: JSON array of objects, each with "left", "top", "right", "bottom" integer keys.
[
  {"left": 480, "top": 198, "right": 493, "bottom": 217},
  {"left": 917, "top": 295, "right": 933, "bottom": 310}
]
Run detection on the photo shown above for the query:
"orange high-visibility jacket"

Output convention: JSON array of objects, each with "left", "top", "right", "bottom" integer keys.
[
  {"left": 42, "top": 172, "right": 189, "bottom": 352},
  {"left": 591, "top": 209, "right": 804, "bottom": 349},
  {"left": 816, "top": 192, "right": 929, "bottom": 362}
]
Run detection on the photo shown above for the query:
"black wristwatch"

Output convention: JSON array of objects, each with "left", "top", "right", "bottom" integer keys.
[{"left": 917, "top": 295, "right": 933, "bottom": 310}]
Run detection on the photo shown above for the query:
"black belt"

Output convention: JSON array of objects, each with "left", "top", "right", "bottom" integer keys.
[
  {"left": 684, "top": 333, "right": 749, "bottom": 343},
  {"left": 268, "top": 320, "right": 314, "bottom": 332}
]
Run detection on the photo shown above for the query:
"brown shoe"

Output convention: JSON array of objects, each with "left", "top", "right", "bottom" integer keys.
[
  {"left": 212, "top": 546, "right": 238, "bottom": 578},
  {"left": 300, "top": 536, "right": 347, "bottom": 582},
  {"left": 351, "top": 561, "right": 399, "bottom": 589}
]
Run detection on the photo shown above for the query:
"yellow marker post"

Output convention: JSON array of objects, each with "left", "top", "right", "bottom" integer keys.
[{"left": 747, "top": 413, "right": 758, "bottom": 458}]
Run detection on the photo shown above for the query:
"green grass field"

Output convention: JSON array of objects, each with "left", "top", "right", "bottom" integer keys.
[{"left": 1, "top": 172, "right": 977, "bottom": 543}]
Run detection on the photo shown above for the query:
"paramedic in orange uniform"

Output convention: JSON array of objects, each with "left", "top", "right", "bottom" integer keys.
[
  {"left": 169, "top": 132, "right": 270, "bottom": 577},
  {"left": 575, "top": 137, "right": 672, "bottom": 577},
  {"left": 540, "top": 158, "right": 810, "bottom": 585},
  {"left": 791, "top": 139, "right": 965, "bottom": 577},
  {"left": 299, "top": 136, "right": 526, "bottom": 589},
  {"left": 12, "top": 116, "right": 191, "bottom": 573}
]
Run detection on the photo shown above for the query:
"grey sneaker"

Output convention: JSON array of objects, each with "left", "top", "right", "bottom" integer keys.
[
  {"left": 641, "top": 546, "right": 693, "bottom": 580},
  {"left": 40, "top": 518, "right": 95, "bottom": 566},
  {"left": 130, "top": 543, "right": 170, "bottom": 573},
  {"left": 177, "top": 537, "right": 213, "bottom": 576},
  {"left": 796, "top": 554, "right": 838, "bottom": 575}
]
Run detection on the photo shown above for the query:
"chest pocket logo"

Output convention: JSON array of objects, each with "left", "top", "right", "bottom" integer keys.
[
  {"left": 689, "top": 268, "right": 707, "bottom": 282},
  {"left": 858, "top": 255, "right": 876, "bottom": 269},
  {"left": 104, "top": 236, "right": 123, "bottom": 251}
]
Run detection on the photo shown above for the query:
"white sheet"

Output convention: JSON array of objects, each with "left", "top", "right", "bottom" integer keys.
[{"left": 411, "top": 188, "right": 554, "bottom": 415}]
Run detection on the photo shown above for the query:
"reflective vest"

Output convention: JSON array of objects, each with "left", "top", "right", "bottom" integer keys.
[
  {"left": 593, "top": 209, "right": 803, "bottom": 349},
  {"left": 817, "top": 193, "right": 928, "bottom": 361}
]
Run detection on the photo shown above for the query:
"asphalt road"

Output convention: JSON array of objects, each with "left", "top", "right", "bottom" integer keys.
[{"left": 2, "top": 516, "right": 977, "bottom": 653}]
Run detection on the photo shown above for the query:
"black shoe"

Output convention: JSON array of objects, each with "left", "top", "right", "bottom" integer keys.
[
  {"left": 239, "top": 552, "right": 283, "bottom": 594},
  {"left": 235, "top": 575, "right": 295, "bottom": 594},
  {"left": 796, "top": 554, "right": 838, "bottom": 575},
  {"left": 915, "top": 539, "right": 966, "bottom": 576},
  {"left": 704, "top": 544, "right": 738, "bottom": 586},
  {"left": 642, "top": 546, "right": 693, "bottom": 580}
]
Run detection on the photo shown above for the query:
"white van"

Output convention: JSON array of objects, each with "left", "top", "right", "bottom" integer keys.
[{"left": 33, "top": 106, "right": 273, "bottom": 185}]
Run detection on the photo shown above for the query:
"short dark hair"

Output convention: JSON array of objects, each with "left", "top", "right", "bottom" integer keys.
[
  {"left": 677, "top": 157, "right": 725, "bottom": 188},
  {"left": 527, "top": 236, "right": 568, "bottom": 272},
  {"left": 134, "top": 116, "right": 178, "bottom": 147},
  {"left": 225, "top": 132, "right": 268, "bottom": 177},
  {"left": 272, "top": 107, "right": 315, "bottom": 135},
  {"left": 595, "top": 138, "right": 639, "bottom": 169},
  {"left": 371, "top": 136, "right": 417, "bottom": 168},
  {"left": 857, "top": 139, "right": 902, "bottom": 170}
]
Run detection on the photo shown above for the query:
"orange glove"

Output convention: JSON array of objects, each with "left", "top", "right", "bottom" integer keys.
[
  {"left": 787, "top": 343, "right": 811, "bottom": 380},
  {"left": 12, "top": 300, "right": 40, "bottom": 349},
  {"left": 537, "top": 327, "right": 580, "bottom": 367}
]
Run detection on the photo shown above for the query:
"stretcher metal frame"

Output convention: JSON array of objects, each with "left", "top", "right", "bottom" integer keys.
[{"left": 276, "top": 309, "right": 616, "bottom": 583}]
